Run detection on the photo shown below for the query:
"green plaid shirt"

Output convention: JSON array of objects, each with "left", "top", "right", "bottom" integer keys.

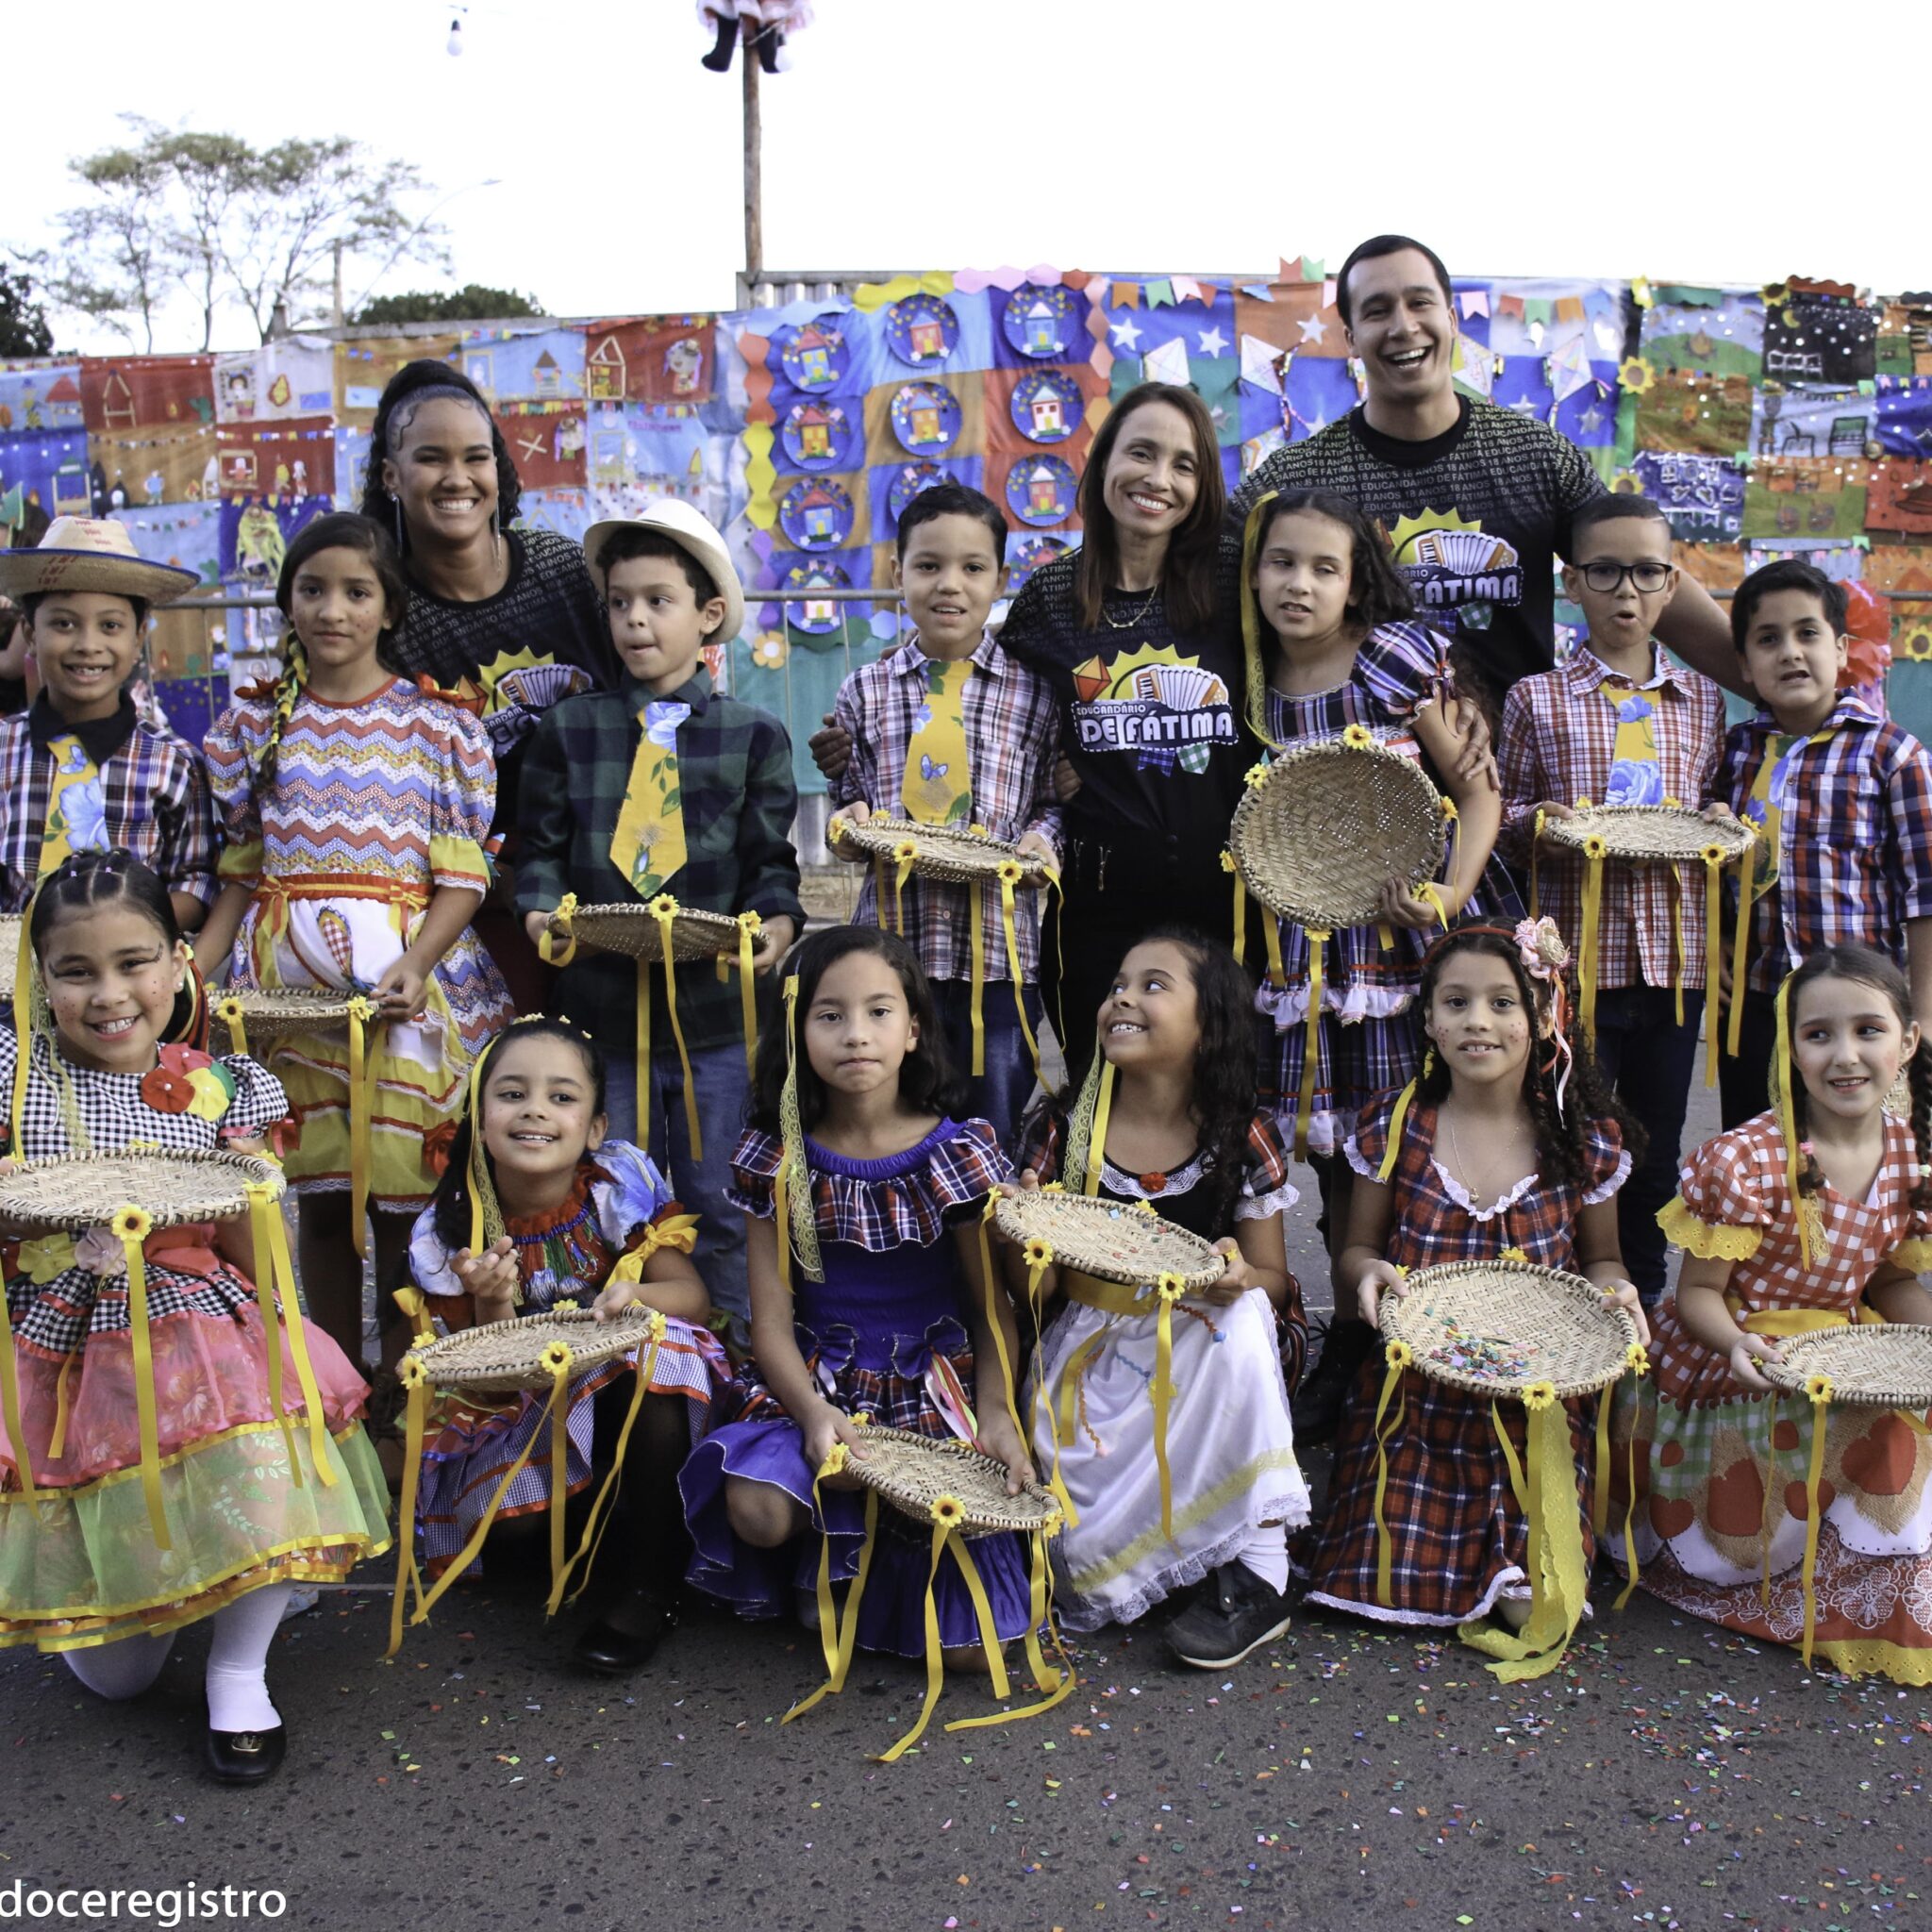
[{"left": 516, "top": 667, "right": 804, "bottom": 1059}]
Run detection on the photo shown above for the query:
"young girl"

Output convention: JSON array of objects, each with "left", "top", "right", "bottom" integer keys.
[
  {"left": 0, "top": 854, "right": 389, "bottom": 1782},
  {"left": 1014, "top": 927, "right": 1308, "bottom": 1669},
  {"left": 1300, "top": 919, "right": 1646, "bottom": 1666},
  {"left": 681, "top": 925, "right": 1037, "bottom": 1669},
  {"left": 406, "top": 1015, "right": 728, "bottom": 1674},
  {"left": 1623, "top": 946, "right": 1932, "bottom": 1681},
  {"left": 1239, "top": 489, "right": 1515, "bottom": 1439},
  {"left": 199, "top": 511, "right": 515, "bottom": 1368}
]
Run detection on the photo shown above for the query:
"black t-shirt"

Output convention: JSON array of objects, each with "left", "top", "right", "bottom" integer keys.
[
  {"left": 999, "top": 551, "right": 1248, "bottom": 877},
  {"left": 1224, "top": 396, "right": 1607, "bottom": 705}
]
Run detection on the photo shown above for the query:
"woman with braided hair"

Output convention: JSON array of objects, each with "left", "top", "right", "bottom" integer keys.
[{"left": 197, "top": 513, "right": 513, "bottom": 1372}]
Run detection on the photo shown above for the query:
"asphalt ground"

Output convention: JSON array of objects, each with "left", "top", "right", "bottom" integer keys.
[{"left": 5, "top": 1031, "right": 1930, "bottom": 1932}]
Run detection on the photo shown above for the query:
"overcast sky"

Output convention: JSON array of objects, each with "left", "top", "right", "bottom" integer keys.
[{"left": 8, "top": 0, "right": 1925, "bottom": 355}]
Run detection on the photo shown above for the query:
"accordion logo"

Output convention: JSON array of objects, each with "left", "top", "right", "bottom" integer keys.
[
  {"left": 1388, "top": 508, "right": 1523, "bottom": 620},
  {"left": 1069, "top": 642, "right": 1237, "bottom": 775}
]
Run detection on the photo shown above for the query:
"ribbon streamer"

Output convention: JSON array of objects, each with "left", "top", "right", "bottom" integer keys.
[
  {"left": 1576, "top": 837, "right": 1607, "bottom": 1040},
  {"left": 994, "top": 861, "right": 1041, "bottom": 1085},
  {"left": 649, "top": 897, "right": 703, "bottom": 1159},
  {"left": 386, "top": 1353, "right": 431, "bottom": 1657},
  {"left": 111, "top": 1207, "right": 170, "bottom": 1549},
  {"left": 346, "top": 995, "right": 378, "bottom": 1260},
  {"left": 1702, "top": 847, "right": 1725, "bottom": 1089},
  {"left": 1370, "top": 1340, "right": 1410, "bottom": 1606},
  {"left": 1295, "top": 929, "right": 1331, "bottom": 1159},
  {"left": 735, "top": 912, "right": 762, "bottom": 1077},
  {"left": 1799, "top": 1374, "right": 1833, "bottom": 1666},
  {"left": 537, "top": 892, "right": 579, "bottom": 967}
]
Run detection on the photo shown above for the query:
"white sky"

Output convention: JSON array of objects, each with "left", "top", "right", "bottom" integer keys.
[{"left": 8, "top": 0, "right": 1925, "bottom": 355}]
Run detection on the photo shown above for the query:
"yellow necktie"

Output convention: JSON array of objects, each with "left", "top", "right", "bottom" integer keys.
[
  {"left": 39, "top": 734, "right": 109, "bottom": 878},
  {"left": 1600, "top": 682, "right": 1663, "bottom": 808},
  {"left": 1742, "top": 732, "right": 1800, "bottom": 905},
  {"left": 608, "top": 700, "right": 691, "bottom": 898},
  {"left": 900, "top": 658, "right": 974, "bottom": 825}
]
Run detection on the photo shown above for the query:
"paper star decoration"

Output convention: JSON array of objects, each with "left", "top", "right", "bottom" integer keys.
[
  {"left": 1197, "top": 326, "right": 1229, "bottom": 357},
  {"left": 1298, "top": 312, "right": 1329, "bottom": 345},
  {"left": 1109, "top": 315, "right": 1142, "bottom": 351},
  {"left": 1580, "top": 402, "right": 1606, "bottom": 433}
]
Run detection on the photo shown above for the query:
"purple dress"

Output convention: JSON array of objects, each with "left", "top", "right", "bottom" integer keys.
[{"left": 679, "top": 1117, "right": 1035, "bottom": 1658}]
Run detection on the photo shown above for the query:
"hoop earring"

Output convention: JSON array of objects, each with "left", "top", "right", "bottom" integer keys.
[{"left": 392, "top": 497, "right": 406, "bottom": 556}]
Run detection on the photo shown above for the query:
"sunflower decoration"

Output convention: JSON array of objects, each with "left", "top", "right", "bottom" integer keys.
[
  {"left": 1759, "top": 280, "right": 1790, "bottom": 311},
  {"left": 750, "top": 630, "right": 789, "bottom": 671},
  {"left": 1617, "top": 356, "right": 1656, "bottom": 396},
  {"left": 1608, "top": 468, "right": 1644, "bottom": 496}
]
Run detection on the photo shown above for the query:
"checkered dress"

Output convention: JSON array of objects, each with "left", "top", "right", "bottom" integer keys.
[
  {"left": 407, "top": 1141, "right": 730, "bottom": 1578},
  {"left": 1254, "top": 624, "right": 1522, "bottom": 1155},
  {"left": 0, "top": 1032, "right": 289, "bottom": 1362},
  {"left": 1297, "top": 1088, "right": 1628, "bottom": 1625}
]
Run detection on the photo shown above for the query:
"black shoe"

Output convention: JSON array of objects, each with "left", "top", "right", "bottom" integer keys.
[
  {"left": 700, "top": 13, "right": 738, "bottom": 69},
  {"left": 205, "top": 1724, "right": 286, "bottom": 1785},
  {"left": 1291, "top": 1318, "right": 1375, "bottom": 1445},
  {"left": 1166, "top": 1563, "right": 1291, "bottom": 1670},
  {"left": 573, "top": 1590, "right": 676, "bottom": 1676}
]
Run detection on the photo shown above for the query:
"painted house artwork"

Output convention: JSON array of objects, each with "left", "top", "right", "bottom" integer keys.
[
  {"left": 909, "top": 314, "right": 946, "bottom": 359},
  {"left": 1023, "top": 299, "right": 1060, "bottom": 357},
  {"left": 792, "top": 325, "right": 836, "bottom": 387},
  {"left": 907, "top": 393, "right": 945, "bottom": 446},
  {"left": 795, "top": 482, "right": 841, "bottom": 544},
  {"left": 587, "top": 333, "right": 628, "bottom": 401},
  {"left": 1029, "top": 387, "right": 1064, "bottom": 438},
  {"left": 1026, "top": 463, "right": 1061, "bottom": 516},
  {"left": 794, "top": 402, "right": 836, "bottom": 462},
  {"left": 459, "top": 329, "right": 586, "bottom": 406}
]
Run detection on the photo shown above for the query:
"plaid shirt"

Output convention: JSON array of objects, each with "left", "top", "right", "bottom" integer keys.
[
  {"left": 1718, "top": 695, "right": 1932, "bottom": 993},
  {"left": 0, "top": 698, "right": 216, "bottom": 913},
  {"left": 830, "top": 629, "right": 1062, "bottom": 985},
  {"left": 516, "top": 667, "right": 804, "bottom": 1059},
  {"left": 1500, "top": 647, "right": 1725, "bottom": 991}
]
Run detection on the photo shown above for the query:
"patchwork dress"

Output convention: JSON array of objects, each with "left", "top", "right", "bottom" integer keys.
[
  {"left": 203, "top": 675, "right": 516, "bottom": 1210},
  {"left": 1255, "top": 623, "right": 1521, "bottom": 1156},
  {"left": 0, "top": 1033, "right": 389, "bottom": 1652},
  {"left": 680, "top": 1118, "right": 1034, "bottom": 1658},
  {"left": 1299, "top": 1090, "right": 1628, "bottom": 1624},
  {"left": 1022, "top": 1111, "right": 1308, "bottom": 1632},
  {"left": 407, "top": 1141, "right": 729, "bottom": 1579},
  {"left": 1616, "top": 1112, "right": 1932, "bottom": 1683}
]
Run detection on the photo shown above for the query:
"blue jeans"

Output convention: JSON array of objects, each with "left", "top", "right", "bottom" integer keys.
[
  {"left": 930, "top": 978, "right": 1043, "bottom": 1154},
  {"left": 1589, "top": 985, "right": 1705, "bottom": 1306},
  {"left": 603, "top": 1041, "right": 751, "bottom": 1341}
]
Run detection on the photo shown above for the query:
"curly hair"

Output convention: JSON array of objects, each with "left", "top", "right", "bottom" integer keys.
[
  {"left": 358, "top": 358, "right": 523, "bottom": 536},
  {"left": 1782, "top": 945, "right": 1932, "bottom": 1218},
  {"left": 747, "top": 924, "right": 963, "bottom": 1136},
  {"left": 1410, "top": 924, "right": 1644, "bottom": 1191}
]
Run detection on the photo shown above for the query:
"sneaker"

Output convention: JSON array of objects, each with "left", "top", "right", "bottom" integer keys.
[
  {"left": 1290, "top": 1317, "right": 1376, "bottom": 1445},
  {"left": 1166, "top": 1562, "right": 1292, "bottom": 1670}
]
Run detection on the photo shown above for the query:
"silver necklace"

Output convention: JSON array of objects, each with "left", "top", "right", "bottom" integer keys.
[{"left": 1104, "top": 582, "right": 1160, "bottom": 629}]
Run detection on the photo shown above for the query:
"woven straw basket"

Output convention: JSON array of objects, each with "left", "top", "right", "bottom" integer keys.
[
  {"left": 0, "top": 1148, "right": 285, "bottom": 1234},
  {"left": 563, "top": 903, "right": 743, "bottom": 963},
  {"left": 1228, "top": 736, "right": 1447, "bottom": 930},
  {"left": 832, "top": 815, "right": 1051, "bottom": 888},
  {"left": 993, "top": 1189, "right": 1224, "bottom": 1292},
  {"left": 0, "top": 914, "right": 20, "bottom": 995},
  {"left": 1760, "top": 1326, "right": 1932, "bottom": 1408},
  {"left": 1542, "top": 806, "right": 1755, "bottom": 866},
  {"left": 210, "top": 988, "right": 358, "bottom": 1050},
  {"left": 1379, "top": 1258, "right": 1639, "bottom": 1400},
  {"left": 844, "top": 1424, "right": 1061, "bottom": 1536},
  {"left": 409, "top": 1306, "right": 660, "bottom": 1394}
]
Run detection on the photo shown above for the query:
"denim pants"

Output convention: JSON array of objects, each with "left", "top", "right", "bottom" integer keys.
[
  {"left": 1717, "top": 986, "right": 1779, "bottom": 1133},
  {"left": 929, "top": 978, "right": 1043, "bottom": 1154},
  {"left": 1589, "top": 985, "right": 1705, "bottom": 1305},
  {"left": 603, "top": 1041, "right": 750, "bottom": 1340}
]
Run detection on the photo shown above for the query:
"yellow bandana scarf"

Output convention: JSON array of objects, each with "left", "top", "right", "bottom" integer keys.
[
  {"left": 608, "top": 700, "right": 691, "bottom": 898},
  {"left": 38, "top": 736, "right": 111, "bottom": 877},
  {"left": 900, "top": 658, "right": 974, "bottom": 825}
]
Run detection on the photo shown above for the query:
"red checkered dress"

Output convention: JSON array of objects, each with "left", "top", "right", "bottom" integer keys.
[{"left": 1297, "top": 1088, "right": 1629, "bottom": 1624}]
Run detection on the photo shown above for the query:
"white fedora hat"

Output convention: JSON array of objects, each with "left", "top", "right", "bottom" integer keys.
[{"left": 582, "top": 499, "right": 744, "bottom": 643}]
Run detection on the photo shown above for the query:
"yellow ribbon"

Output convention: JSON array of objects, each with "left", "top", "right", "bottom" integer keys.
[
  {"left": 947, "top": 1515, "right": 1075, "bottom": 1733},
  {"left": 345, "top": 995, "right": 378, "bottom": 1260},
  {"left": 1080, "top": 1055, "right": 1115, "bottom": 1199},
  {"left": 649, "top": 896, "right": 703, "bottom": 1161},
  {"left": 386, "top": 1351, "right": 431, "bottom": 1657},
  {"left": 1529, "top": 808, "right": 1545, "bottom": 921},
  {"left": 635, "top": 954, "right": 652, "bottom": 1154},
  {"left": 257, "top": 1185, "right": 339, "bottom": 1485},
  {"left": 392, "top": 1282, "right": 435, "bottom": 1344},
  {"left": 1418, "top": 882, "right": 1450, "bottom": 931},
  {"left": 876, "top": 1496, "right": 983, "bottom": 1763},
  {"left": 1295, "top": 929, "right": 1331, "bottom": 1160},
  {"left": 735, "top": 912, "right": 762, "bottom": 1078},
  {"left": 775, "top": 974, "right": 821, "bottom": 1287},
  {"left": 1799, "top": 1374, "right": 1833, "bottom": 1667},
  {"left": 1773, "top": 976, "right": 1811, "bottom": 1269},
  {"left": 872, "top": 856, "right": 890, "bottom": 931},
  {"left": 244, "top": 1182, "right": 296, "bottom": 1475},
  {"left": 1376, "top": 1077, "right": 1420, "bottom": 1184},
  {"left": 1261, "top": 912, "right": 1285, "bottom": 991},
  {"left": 1577, "top": 837, "right": 1607, "bottom": 1041},
  {"left": 214, "top": 996, "right": 251, "bottom": 1060},
  {"left": 537, "top": 891, "right": 579, "bottom": 967},
  {"left": 46, "top": 1352, "right": 74, "bottom": 1461},
  {"left": 968, "top": 889, "right": 986, "bottom": 1077},
  {"left": 8, "top": 919, "right": 34, "bottom": 1157},
  {"left": 994, "top": 860, "right": 1041, "bottom": 1085},
  {"left": 1726, "top": 851, "right": 1753, "bottom": 1060},
  {"left": 1237, "top": 491, "right": 1283, "bottom": 748},
  {"left": 1224, "top": 855, "right": 1246, "bottom": 968},
  {"left": 110, "top": 1207, "right": 169, "bottom": 1549},
  {"left": 891, "top": 840, "right": 918, "bottom": 937},
  {"left": 1369, "top": 1334, "right": 1411, "bottom": 1606},
  {"left": 1702, "top": 846, "right": 1725, "bottom": 1090},
  {"left": 1613, "top": 1342, "right": 1650, "bottom": 1609}
]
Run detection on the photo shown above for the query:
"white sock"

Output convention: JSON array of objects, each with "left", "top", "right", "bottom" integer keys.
[
  {"left": 65, "top": 1630, "right": 175, "bottom": 1701},
  {"left": 204, "top": 1585, "right": 289, "bottom": 1734},
  {"left": 1236, "top": 1524, "right": 1289, "bottom": 1594}
]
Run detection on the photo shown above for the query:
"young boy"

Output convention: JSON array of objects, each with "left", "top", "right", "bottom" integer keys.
[
  {"left": 518, "top": 500, "right": 802, "bottom": 1334},
  {"left": 1715, "top": 556, "right": 1932, "bottom": 1127},
  {"left": 0, "top": 517, "right": 214, "bottom": 927},
  {"left": 828, "top": 483, "right": 1061, "bottom": 1145},
  {"left": 1500, "top": 494, "right": 1725, "bottom": 1304}
]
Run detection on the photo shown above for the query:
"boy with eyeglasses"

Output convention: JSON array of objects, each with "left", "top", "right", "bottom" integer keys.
[{"left": 1498, "top": 493, "right": 1725, "bottom": 1304}]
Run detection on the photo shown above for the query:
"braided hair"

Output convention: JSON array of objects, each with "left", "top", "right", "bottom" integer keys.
[
  {"left": 1782, "top": 945, "right": 1932, "bottom": 1219},
  {"left": 1411, "top": 924, "right": 1644, "bottom": 1191},
  {"left": 358, "top": 359, "right": 523, "bottom": 536},
  {"left": 428, "top": 1017, "right": 608, "bottom": 1254},
  {"left": 258, "top": 512, "right": 408, "bottom": 786}
]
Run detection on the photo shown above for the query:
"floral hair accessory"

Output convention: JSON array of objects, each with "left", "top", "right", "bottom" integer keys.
[{"left": 1512, "top": 917, "right": 1575, "bottom": 1119}]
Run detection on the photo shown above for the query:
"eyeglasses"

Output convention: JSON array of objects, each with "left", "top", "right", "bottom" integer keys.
[{"left": 1578, "top": 559, "right": 1675, "bottom": 594}]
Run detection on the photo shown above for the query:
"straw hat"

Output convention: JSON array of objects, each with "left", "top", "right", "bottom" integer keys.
[
  {"left": 0, "top": 516, "right": 199, "bottom": 606},
  {"left": 582, "top": 500, "right": 744, "bottom": 642}
]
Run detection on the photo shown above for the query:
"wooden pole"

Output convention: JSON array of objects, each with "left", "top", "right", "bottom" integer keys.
[{"left": 741, "top": 18, "right": 762, "bottom": 291}]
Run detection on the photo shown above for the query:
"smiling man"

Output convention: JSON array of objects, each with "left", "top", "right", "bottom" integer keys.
[{"left": 1224, "top": 235, "right": 1739, "bottom": 714}]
